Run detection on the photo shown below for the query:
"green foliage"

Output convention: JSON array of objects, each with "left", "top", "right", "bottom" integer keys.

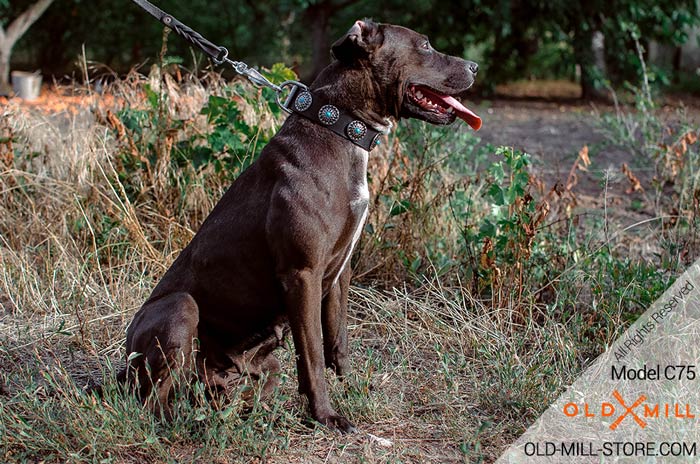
[
  {"left": 112, "top": 63, "right": 293, "bottom": 208},
  {"left": 470, "top": 149, "right": 537, "bottom": 271},
  {"left": 192, "top": 92, "right": 260, "bottom": 172},
  {"left": 357, "top": 118, "right": 559, "bottom": 304},
  {"left": 356, "top": 119, "right": 492, "bottom": 282},
  {"left": 1, "top": 358, "right": 297, "bottom": 462},
  {"left": 6, "top": 0, "right": 700, "bottom": 93},
  {"left": 0, "top": 0, "right": 9, "bottom": 28},
  {"left": 189, "top": 68, "right": 290, "bottom": 170}
]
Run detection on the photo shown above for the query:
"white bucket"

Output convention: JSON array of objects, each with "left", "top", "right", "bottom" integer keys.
[{"left": 11, "top": 71, "right": 42, "bottom": 101}]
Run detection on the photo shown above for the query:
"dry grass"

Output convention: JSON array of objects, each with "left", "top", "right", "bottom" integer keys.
[
  {"left": 0, "top": 75, "right": 490, "bottom": 463},
  {"left": 494, "top": 79, "right": 583, "bottom": 100},
  {"left": 0, "top": 69, "right": 697, "bottom": 463}
]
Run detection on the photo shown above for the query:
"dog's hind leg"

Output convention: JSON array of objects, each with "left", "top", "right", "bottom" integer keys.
[
  {"left": 122, "top": 292, "right": 199, "bottom": 418},
  {"left": 246, "top": 326, "right": 286, "bottom": 398},
  {"left": 322, "top": 266, "right": 351, "bottom": 377}
]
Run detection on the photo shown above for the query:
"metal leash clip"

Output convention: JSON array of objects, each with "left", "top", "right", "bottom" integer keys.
[
  {"left": 131, "top": 0, "right": 306, "bottom": 112},
  {"left": 225, "top": 58, "right": 307, "bottom": 113},
  {"left": 277, "top": 81, "right": 309, "bottom": 114}
]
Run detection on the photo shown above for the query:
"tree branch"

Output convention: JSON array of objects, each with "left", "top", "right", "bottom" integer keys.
[{"left": 5, "top": 0, "right": 55, "bottom": 47}]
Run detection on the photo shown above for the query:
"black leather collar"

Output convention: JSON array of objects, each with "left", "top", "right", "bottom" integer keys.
[{"left": 286, "top": 85, "right": 383, "bottom": 152}]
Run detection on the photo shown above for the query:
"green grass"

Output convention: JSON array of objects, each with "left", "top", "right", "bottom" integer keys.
[{"left": 0, "top": 65, "right": 698, "bottom": 462}]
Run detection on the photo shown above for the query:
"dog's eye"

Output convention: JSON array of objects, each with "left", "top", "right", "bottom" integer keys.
[{"left": 420, "top": 41, "right": 430, "bottom": 51}]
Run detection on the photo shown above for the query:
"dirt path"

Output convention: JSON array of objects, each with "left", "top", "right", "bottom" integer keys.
[
  {"left": 476, "top": 98, "right": 699, "bottom": 197},
  {"left": 472, "top": 97, "right": 700, "bottom": 268},
  {"left": 477, "top": 100, "right": 625, "bottom": 195}
]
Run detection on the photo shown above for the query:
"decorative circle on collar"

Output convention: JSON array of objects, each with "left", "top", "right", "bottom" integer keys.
[
  {"left": 294, "top": 91, "right": 313, "bottom": 112},
  {"left": 346, "top": 120, "right": 367, "bottom": 142},
  {"left": 318, "top": 105, "right": 340, "bottom": 125}
]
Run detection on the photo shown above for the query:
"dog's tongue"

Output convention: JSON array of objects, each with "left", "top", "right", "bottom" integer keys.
[{"left": 423, "top": 88, "right": 482, "bottom": 130}]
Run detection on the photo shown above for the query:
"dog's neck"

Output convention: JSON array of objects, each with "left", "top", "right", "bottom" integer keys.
[{"left": 309, "top": 62, "right": 396, "bottom": 134}]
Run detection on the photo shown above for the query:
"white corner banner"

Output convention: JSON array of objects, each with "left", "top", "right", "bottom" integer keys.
[{"left": 497, "top": 258, "right": 700, "bottom": 463}]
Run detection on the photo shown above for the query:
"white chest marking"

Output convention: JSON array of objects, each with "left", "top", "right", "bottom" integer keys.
[{"left": 332, "top": 151, "right": 370, "bottom": 285}]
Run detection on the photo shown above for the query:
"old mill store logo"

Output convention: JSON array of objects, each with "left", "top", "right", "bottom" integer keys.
[{"left": 563, "top": 390, "right": 696, "bottom": 430}]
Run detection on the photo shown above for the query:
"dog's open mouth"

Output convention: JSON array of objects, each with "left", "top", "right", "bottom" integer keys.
[{"left": 406, "top": 85, "right": 482, "bottom": 130}]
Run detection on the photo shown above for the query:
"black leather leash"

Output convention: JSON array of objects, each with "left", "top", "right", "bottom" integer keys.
[{"left": 130, "top": 0, "right": 383, "bottom": 152}]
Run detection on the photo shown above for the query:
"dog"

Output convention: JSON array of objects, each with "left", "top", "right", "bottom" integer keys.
[{"left": 118, "top": 19, "right": 481, "bottom": 433}]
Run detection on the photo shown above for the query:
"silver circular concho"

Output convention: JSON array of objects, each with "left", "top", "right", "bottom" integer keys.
[
  {"left": 294, "top": 91, "right": 313, "bottom": 112},
  {"left": 371, "top": 133, "right": 382, "bottom": 149},
  {"left": 346, "top": 120, "right": 367, "bottom": 142},
  {"left": 318, "top": 105, "right": 340, "bottom": 125}
]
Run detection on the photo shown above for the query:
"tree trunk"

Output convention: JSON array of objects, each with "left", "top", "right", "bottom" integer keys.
[
  {"left": 0, "top": 0, "right": 55, "bottom": 85},
  {"left": 0, "top": 48, "right": 10, "bottom": 92},
  {"left": 591, "top": 30, "right": 607, "bottom": 79},
  {"left": 38, "top": 9, "right": 66, "bottom": 78},
  {"left": 673, "top": 46, "right": 682, "bottom": 84},
  {"left": 305, "top": 2, "right": 333, "bottom": 82},
  {"left": 303, "top": 0, "right": 360, "bottom": 82},
  {"left": 573, "top": 23, "right": 607, "bottom": 100}
]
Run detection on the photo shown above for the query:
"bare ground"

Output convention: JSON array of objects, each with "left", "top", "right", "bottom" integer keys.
[
  {"left": 477, "top": 97, "right": 699, "bottom": 258},
  {"left": 478, "top": 97, "right": 699, "bottom": 193}
]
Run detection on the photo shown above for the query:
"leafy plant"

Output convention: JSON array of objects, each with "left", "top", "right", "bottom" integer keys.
[
  {"left": 596, "top": 39, "right": 700, "bottom": 266},
  {"left": 355, "top": 119, "right": 492, "bottom": 283},
  {"left": 187, "top": 63, "right": 295, "bottom": 172},
  {"left": 459, "top": 147, "right": 551, "bottom": 305},
  {"left": 102, "top": 57, "right": 294, "bottom": 235}
]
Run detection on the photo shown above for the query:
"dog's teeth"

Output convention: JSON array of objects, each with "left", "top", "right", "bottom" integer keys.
[
  {"left": 447, "top": 107, "right": 454, "bottom": 114},
  {"left": 415, "top": 91, "right": 423, "bottom": 99}
]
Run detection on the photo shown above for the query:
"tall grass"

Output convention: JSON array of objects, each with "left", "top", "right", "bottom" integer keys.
[{"left": 0, "top": 57, "right": 698, "bottom": 462}]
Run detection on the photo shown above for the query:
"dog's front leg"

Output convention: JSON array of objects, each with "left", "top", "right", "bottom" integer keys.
[
  {"left": 322, "top": 265, "right": 350, "bottom": 376},
  {"left": 282, "top": 267, "right": 356, "bottom": 433}
]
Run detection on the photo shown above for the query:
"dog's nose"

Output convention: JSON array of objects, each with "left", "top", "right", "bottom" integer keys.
[{"left": 468, "top": 62, "right": 479, "bottom": 75}]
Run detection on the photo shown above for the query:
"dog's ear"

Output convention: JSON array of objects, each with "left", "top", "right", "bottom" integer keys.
[{"left": 331, "top": 20, "right": 383, "bottom": 63}]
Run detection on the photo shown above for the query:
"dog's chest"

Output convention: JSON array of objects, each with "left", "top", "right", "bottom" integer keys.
[
  {"left": 331, "top": 150, "right": 369, "bottom": 285},
  {"left": 349, "top": 150, "right": 370, "bottom": 211}
]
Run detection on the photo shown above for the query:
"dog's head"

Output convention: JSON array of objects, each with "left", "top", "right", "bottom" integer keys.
[{"left": 332, "top": 20, "right": 481, "bottom": 130}]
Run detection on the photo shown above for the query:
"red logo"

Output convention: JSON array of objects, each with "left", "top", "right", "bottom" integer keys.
[{"left": 563, "top": 390, "right": 695, "bottom": 430}]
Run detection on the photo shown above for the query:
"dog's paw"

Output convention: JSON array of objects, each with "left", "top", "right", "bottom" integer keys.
[{"left": 316, "top": 412, "right": 357, "bottom": 434}]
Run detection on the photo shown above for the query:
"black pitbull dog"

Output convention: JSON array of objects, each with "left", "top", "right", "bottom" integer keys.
[{"left": 119, "top": 19, "right": 481, "bottom": 433}]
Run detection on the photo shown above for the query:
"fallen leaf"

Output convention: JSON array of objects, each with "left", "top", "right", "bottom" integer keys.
[
  {"left": 621, "top": 162, "right": 644, "bottom": 194},
  {"left": 578, "top": 145, "right": 591, "bottom": 170}
]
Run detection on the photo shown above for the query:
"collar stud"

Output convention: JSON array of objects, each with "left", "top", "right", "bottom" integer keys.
[
  {"left": 346, "top": 120, "right": 367, "bottom": 142},
  {"left": 318, "top": 105, "right": 340, "bottom": 125},
  {"left": 294, "top": 91, "right": 313, "bottom": 112}
]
